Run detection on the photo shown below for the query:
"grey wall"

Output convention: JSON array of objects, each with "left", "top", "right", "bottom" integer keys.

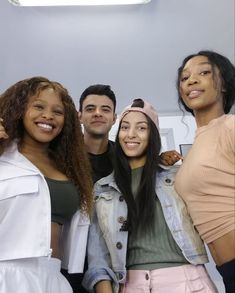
[{"left": 0, "top": 0, "right": 234, "bottom": 114}]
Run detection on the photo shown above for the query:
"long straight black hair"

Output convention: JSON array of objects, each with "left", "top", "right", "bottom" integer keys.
[{"left": 114, "top": 103, "right": 162, "bottom": 235}]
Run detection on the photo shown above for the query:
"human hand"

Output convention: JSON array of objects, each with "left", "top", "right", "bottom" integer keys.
[
  {"left": 160, "top": 150, "right": 183, "bottom": 166},
  {"left": 0, "top": 118, "right": 9, "bottom": 139}
]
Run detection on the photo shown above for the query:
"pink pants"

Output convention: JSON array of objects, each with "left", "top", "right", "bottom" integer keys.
[{"left": 120, "top": 264, "right": 218, "bottom": 293}]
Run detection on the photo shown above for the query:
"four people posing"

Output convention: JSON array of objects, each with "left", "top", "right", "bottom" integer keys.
[{"left": 0, "top": 49, "right": 234, "bottom": 292}]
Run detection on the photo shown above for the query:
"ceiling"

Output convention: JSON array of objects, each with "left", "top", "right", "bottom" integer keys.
[{"left": 0, "top": 0, "right": 234, "bottom": 115}]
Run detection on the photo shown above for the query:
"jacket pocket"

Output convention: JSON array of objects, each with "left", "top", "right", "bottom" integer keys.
[
  {"left": 95, "top": 192, "right": 114, "bottom": 202},
  {"left": 0, "top": 175, "right": 39, "bottom": 201}
]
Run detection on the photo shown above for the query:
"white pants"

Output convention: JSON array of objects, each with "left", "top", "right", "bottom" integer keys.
[{"left": 0, "top": 257, "right": 72, "bottom": 293}]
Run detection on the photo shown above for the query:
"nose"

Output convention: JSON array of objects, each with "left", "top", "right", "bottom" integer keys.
[
  {"left": 93, "top": 108, "right": 102, "bottom": 117},
  {"left": 41, "top": 109, "right": 53, "bottom": 120},
  {"left": 187, "top": 74, "right": 199, "bottom": 85},
  {"left": 127, "top": 127, "right": 136, "bottom": 138}
]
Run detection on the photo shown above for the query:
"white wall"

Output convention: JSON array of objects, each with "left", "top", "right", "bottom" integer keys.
[
  {"left": 109, "top": 114, "right": 197, "bottom": 153},
  {"left": 0, "top": 0, "right": 234, "bottom": 115}
]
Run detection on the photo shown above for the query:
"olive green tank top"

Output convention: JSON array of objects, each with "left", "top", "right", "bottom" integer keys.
[{"left": 45, "top": 177, "right": 80, "bottom": 225}]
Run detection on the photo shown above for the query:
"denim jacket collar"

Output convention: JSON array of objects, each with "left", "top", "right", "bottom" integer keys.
[{"left": 95, "top": 172, "right": 120, "bottom": 192}]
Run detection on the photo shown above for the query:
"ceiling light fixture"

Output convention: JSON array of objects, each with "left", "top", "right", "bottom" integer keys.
[{"left": 8, "top": 0, "right": 151, "bottom": 6}]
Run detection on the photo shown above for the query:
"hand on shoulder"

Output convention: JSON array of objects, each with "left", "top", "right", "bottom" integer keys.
[{"left": 160, "top": 150, "right": 183, "bottom": 166}]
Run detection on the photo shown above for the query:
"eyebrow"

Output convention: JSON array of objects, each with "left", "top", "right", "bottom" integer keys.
[
  {"left": 121, "top": 120, "right": 148, "bottom": 125},
  {"left": 33, "top": 98, "right": 64, "bottom": 108},
  {"left": 182, "top": 61, "right": 211, "bottom": 72},
  {"left": 84, "top": 104, "right": 112, "bottom": 110}
]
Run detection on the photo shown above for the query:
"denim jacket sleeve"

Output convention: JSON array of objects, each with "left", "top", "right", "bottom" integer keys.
[
  {"left": 82, "top": 209, "right": 118, "bottom": 292},
  {"left": 157, "top": 166, "right": 208, "bottom": 264}
]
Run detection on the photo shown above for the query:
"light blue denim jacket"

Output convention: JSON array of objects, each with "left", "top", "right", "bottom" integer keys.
[{"left": 83, "top": 166, "right": 208, "bottom": 292}]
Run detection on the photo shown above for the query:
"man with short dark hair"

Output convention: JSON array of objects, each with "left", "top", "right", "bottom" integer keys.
[
  {"left": 78, "top": 84, "right": 117, "bottom": 183},
  {"left": 61, "top": 84, "right": 117, "bottom": 292}
]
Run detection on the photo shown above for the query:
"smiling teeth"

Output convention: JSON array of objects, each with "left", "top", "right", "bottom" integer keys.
[
  {"left": 126, "top": 142, "right": 139, "bottom": 146},
  {"left": 37, "top": 123, "right": 53, "bottom": 130}
]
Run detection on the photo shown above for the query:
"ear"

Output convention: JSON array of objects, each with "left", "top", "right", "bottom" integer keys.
[
  {"left": 78, "top": 111, "right": 83, "bottom": 123},
  {"left": 113, "top": 113, "right": 117, "bottom": 125}
]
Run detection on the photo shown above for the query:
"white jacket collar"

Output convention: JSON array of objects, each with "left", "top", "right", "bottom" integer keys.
[{"left": 0, "top": 142, "right": 41, "bottom": 179}]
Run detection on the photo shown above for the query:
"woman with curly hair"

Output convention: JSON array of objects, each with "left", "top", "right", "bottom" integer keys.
[
  {"left": 0, "top": 77, "right": 93, "bottom": 293},
  {"left": 175, "top": 51, "right": 235, "bottom": 293}
]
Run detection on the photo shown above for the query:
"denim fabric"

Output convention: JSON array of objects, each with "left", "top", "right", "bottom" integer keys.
[{"left": 83, "top": 166, "right": 208, "bottom": 293}]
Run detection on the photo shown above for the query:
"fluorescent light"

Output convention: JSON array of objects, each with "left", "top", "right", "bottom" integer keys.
[{"left": 8, "top": 0, "right": 151, "bottom": 6}]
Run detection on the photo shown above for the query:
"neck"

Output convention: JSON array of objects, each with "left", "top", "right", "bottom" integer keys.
[
  {"left": 194, "top": 106, "right": 224, "bottom": 128},
  {"left": 19, "top": 140, "right": 49, "bottom": 158},
  {"left": 84, "top": 132, "right": 109, "bottom": 155},
  {"left": 129, "top": 156, "right": 146, "bottom": 170}
]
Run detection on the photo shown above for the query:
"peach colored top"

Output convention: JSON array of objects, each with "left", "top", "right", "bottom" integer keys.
[{"left": 175, "top": 115, "right": 235, "bottom": 244}]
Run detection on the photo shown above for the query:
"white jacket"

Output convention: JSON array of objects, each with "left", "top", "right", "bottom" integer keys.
[{"left": 0, "top": 143, "right": 89, "bottom": 273}]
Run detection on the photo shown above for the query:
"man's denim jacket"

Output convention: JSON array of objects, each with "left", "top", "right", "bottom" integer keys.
[{"left": 83, "top": 166, "right": 208, "bottom": 292}]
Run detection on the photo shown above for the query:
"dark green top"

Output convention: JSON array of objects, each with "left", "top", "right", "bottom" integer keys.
[
  {"left": 127, "top": 167, "right": 188, "bottom": 270},
  {"left": 45, "top": 177, "right": 80, "bottom": 225}
]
